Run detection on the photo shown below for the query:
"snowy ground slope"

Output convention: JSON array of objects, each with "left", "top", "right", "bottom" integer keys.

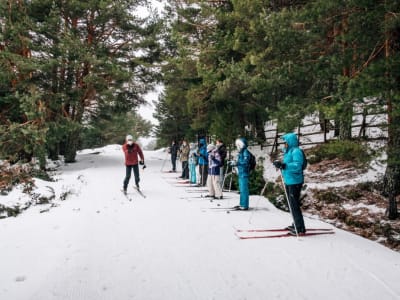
[{"left": 1, "top": 146, "right": 400, "bottom": 300}]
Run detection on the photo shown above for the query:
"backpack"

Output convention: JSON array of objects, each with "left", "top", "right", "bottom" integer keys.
[
  {"left": 300, "top": 148, "right": 308, "bottom": 170},
  {"left": 248, "top": 150, "right": 256, "bottom": 172}
]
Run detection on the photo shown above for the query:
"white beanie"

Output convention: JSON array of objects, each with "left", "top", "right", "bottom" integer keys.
[
  {"left": 126, "top": 135, "right": 133, "bottom": 141},
  {"left": 207, "top": 143, "right": 216, "bottom": 152}
]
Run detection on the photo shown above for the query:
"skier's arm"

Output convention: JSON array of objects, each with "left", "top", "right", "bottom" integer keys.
[{"left": 137, "top": 145, "right": 144, "bottom": 163}]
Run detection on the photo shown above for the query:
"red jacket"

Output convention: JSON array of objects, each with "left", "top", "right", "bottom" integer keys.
[{"left": 122, "top": 143, "right": 144, "bottom": 166}]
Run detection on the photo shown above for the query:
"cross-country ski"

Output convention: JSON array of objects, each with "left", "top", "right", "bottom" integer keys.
[
  {"left": 134, "top": 187, "right": 146, "bottom": 198},
  {"left": 235, "top": 231, "right": 335, "bottom": 239}
]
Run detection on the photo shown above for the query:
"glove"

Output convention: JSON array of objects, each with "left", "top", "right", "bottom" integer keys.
[
  {"left": 273, "top": 160, "right": 286, "bottom": 170},
  {"left": 139, "top": 160, "right": 144, "bottom": 165}
]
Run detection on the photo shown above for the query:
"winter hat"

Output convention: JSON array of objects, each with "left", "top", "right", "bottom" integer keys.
[
  {"left": 126, "top": 134, "right": 133, "bottom": 141},
  {"left": 235, "top": 138, "right": 245, "bottom": 151},
  {"left": 207, "top": 143, "right": 216, "bottom": 152}
]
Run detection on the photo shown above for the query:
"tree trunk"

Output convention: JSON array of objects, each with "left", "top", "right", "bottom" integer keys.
[
  {"left": 338, "top": 112, "right": 352, "bottom": 140},
  {"left": 383, "top": 164, "right": 399, "bottom": 219},
  {"left": 382, "top": 13, "right": 399, "bottom": 220},
  {"left": 383, "top": 107, "right": 400, "bottom": 219},
  {"left": 64, "top": 129, "right": 80, "bottom": 163},
  {"left": 337, "top": 101, "right": 353, "bottom": 140}
]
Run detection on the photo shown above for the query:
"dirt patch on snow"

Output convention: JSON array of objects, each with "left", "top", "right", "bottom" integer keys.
[{"left": 302, "top": 160, "right": 400, "bottom": 252}]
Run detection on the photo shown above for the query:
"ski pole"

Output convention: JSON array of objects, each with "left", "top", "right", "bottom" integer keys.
[
  {"left": 228, "top": 168, "right": 234, "bottom": 192},
  {"left": 279, "top": 169, "right": 299, "bottom": 238},
  {"left": 221, "top": 162, "right": 231, "bottom": 191}
]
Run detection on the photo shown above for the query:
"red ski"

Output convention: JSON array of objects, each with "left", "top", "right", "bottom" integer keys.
[
  {"left": 235, "top": 231, "right": 335, "bottom": 239},
  {"left": 235, "top": 227, "right": 334, "bottom": 233}
]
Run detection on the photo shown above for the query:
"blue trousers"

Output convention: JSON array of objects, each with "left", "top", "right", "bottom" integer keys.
[
  {"left": 239, "top": 176, "right": 249, "bottom": 208},
  {"left": 189, "top": 163, "right": 197, "bottom": 184}
]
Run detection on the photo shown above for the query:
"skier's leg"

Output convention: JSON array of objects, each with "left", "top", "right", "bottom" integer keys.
[
  {"left": 206, "top": 174, "right": 214, "bottom": 196},
  {"left": 213, "top": 175, "right": 223, "bottom": 198},
  {"left": 123, "top": 165, "right": 132, "bottom": 190},
  {"left": 171, "top": 155, "right": 176, "bottom": 171},
  {"left": 203, "top": 165, "right": 208, "bottom": 186},
  {"left": 132, "top": 164, "right": 140, "bottom": 187},
  {"left": 239, "top": 176, "right": 249, "bottom": 208},
  {"left": 286, "top": 184, "right": 305, "bottom": 232}
]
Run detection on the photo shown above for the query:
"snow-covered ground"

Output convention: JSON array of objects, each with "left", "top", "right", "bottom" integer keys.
[{"left": 1, "top": 145, "right": 400, "bottom": 300}]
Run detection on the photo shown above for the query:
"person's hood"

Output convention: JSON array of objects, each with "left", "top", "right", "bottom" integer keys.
[
  {"left": 235, "top": 137, "right": 248, "bottom": 151},
  {"left": 282, "top": 133, "right": 299, "bottom": 149},
  {"left": 199, "top": 138, "right": 206, "bottom": 146}
]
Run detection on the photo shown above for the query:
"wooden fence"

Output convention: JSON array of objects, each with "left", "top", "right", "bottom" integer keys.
[{"left": 263, "top": 111, "right": 388, "bottom": 155}]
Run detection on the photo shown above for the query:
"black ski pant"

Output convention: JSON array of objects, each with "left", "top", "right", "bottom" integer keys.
[
  {"left": 199, "top": 164, "right": 208, "bottom": 186},
  {"left": 123, "top": 164, "right": 140, "bottom": 190},
  {"left": 181, "top": 161, "right": 189, "bottom": 179},
  {"left": 285, "top": 183, "right": 305, "bottom": 232},
  {"left": 171, "top": 155, "right": 177, "bottom": 171}
]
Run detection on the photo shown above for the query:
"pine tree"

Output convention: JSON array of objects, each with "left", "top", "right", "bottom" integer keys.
[{"left": 1, "top": 0, "right": 161, "bottom": 163}]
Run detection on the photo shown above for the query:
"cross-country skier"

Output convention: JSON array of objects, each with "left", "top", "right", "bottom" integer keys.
[
  {"left": 122, "top": 135, "right": 144, "bottom": 193},
  {"left": 216, "top": 139, "right": 227, "bottom": 188},
  {"left": 231, "top": 137, "right": 251, "bottom": 210},
  {"left": 196, "top": 138, "right": 208, "bottom": 186},
  {"left": 179, "top": 140, "right": 190, "bottom": 179},
  {"left": 273, "top": 132, "right": 306, "bottom": 235},
  {"left": 205, "top": 144, "right": 223, "bottom": 199},
  {"left": 188, "top": 143, "right": 197, "bottom": 184},
  {"left": 168, "top": 140, "right": 179, "bottom": 172}
]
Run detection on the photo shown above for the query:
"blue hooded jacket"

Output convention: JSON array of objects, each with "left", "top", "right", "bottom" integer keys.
[
  {"left": 281, "top": 133, "right": 304, "bottom": 185},
  {"left": 197, "top": 138, "right": 208, "bottom": 165},
  {"left": 236, "top": 138, "right": 251, "bottom": 178}
]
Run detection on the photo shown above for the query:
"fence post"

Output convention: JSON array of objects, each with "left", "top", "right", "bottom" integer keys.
[{"left": 270, "top": 128, "right": 279, "bottom": 156}]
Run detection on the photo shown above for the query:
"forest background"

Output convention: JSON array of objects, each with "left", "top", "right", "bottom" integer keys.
[{"left": 0, "top": 0, "right": 399, "bottom": 219}]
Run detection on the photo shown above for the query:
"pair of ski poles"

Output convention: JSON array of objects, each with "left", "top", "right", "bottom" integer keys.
[{"left": 247, "top": 167, "right": 300, "bottom": 238}]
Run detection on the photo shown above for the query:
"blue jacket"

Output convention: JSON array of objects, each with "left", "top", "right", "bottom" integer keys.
[
  {"left": 282, "top": 133, "right": 304, "bottom": 185},
  {"left": 197, "top": 138, "right": 208, "bottom": 165},
  {"left": 236, "top": 138, "right": 251, "bottom": 178}
]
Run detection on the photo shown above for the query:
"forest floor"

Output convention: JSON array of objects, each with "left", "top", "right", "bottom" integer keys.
[{"left": 302, "top": 158, "right": 400, "bottom": 251}]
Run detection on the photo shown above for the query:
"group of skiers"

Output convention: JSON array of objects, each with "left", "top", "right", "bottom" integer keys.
[
  {"left": 122, "top": 132, "right": 307, "bottom": 236},
  {"left": 167, "top": 136, "right": 252, "bottom": 211}
]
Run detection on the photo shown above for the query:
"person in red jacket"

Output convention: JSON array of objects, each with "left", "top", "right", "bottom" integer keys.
[{"left": 122, "top": 134, "right": 145, "bottom": 193}]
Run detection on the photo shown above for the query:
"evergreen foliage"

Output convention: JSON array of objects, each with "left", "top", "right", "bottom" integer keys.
[
  {"left": 1, "top": 1, "right": 399, "bottom": 217},
  {"left": 156, "top": 0, "right": 400, "bottom": 218},
  {"left": 0, "top": 0, "right": 161, "bottom": 164}
]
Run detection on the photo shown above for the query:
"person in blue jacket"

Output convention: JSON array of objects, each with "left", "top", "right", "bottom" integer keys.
[
  {"left": 196, "top": 138, "right": 208, "bottom": 186},
  {"left": 188, "top": 143, "right": 198, "bottom": 184},
  {"left": 233, "top": 137, "right": 251, "bottom": 210},
  {"left": 273, "top": 132, "right": 306, "bottom": 235}
]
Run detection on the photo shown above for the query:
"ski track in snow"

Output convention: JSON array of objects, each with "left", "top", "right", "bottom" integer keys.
[{"left": 0, "top": 146, "right": 400, "bottom": 300}]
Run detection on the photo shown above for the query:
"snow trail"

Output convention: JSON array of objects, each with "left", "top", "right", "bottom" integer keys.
[{"left": 0, "top": 146, "right": 399, "bottom": 300}]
